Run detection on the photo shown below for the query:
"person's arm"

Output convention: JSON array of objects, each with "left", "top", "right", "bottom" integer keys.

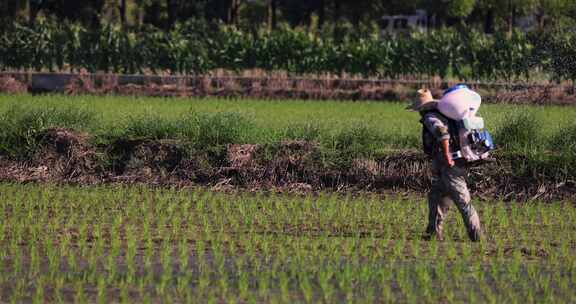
[
  {"left": 440, "top": 138, "right": 455, "bottom": 167},
  {"left": 423, "top": 113, "right": 454, "bottom": 167}
]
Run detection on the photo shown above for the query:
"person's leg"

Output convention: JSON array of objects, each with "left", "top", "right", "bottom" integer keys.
[
  {"left": 427, "top": 195, "right": 452, "bottom": 239},
  {"left": 425, "top": 162, "right": 448, "bottom": 240},
  {"left": 442, "top": 165, "right": 482, "bottom": 241}
]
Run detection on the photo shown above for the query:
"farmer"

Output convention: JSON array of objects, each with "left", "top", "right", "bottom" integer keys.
[{"left": 407, "top": 89, "right": 482, "bottom": 242}]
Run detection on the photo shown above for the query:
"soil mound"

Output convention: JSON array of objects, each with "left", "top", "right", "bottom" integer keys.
[
  {"left": 108, "top": 139, "right": 190, "bottom": 183},
  {"left": 29, "top": 128, "right": 100, "bottom": 182},
  {"left": 266, "top": 140, "right": 321, "bottom": 186},
  {"left": 0, "top": 132, "right": 573, "bottom": 201},
  {"left": 350, "top": 152, "right": 431, "bottom": 190},
  {"left": 223, "top": 144, "right": 262, "bottom": 183},
  {"left": 223, "top": 141, "right": 321, "bottom": 189}
]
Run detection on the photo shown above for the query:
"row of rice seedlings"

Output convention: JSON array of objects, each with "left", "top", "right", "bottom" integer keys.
[{"left": 0, "top": 183, "right": 574, "bottom": 302}]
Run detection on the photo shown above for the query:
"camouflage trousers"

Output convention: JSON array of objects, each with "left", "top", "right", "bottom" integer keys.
[{"left": 425, "top": 159, "right": 482, "bottom": 241}]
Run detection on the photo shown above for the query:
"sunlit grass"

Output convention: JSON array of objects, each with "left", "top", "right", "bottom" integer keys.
[{"left": 1, "top": 94, "right": 574, "bottom": 145}]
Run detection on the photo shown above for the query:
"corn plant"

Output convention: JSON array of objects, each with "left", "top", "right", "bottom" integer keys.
[{"left": 1, "top": 21, "right": 575, "bottom": 83}]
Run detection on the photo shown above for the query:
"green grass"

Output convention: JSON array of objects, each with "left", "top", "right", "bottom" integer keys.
[
  {"left": 0, "top": 184, "right": 574, "bottom": 303},
  {"left": 1, "top": 94, "right": 575, "bottom": 147}
]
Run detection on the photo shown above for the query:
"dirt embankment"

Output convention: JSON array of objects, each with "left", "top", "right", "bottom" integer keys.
[
  {"left": 0, "top": 128, "right": 573, "bottom": 201},
  {"left": 2, "top": 73, "right": 576, "bottom": 105}
]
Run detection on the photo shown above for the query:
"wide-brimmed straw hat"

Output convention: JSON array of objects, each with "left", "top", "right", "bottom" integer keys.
[{"left": 406, "top": 89, "right": 438, "bottom": 111}]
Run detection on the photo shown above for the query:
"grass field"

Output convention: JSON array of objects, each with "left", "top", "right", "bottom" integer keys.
[
  {"left": 0, "top": 184, "right": 574, "bottom": 303},
  {"left": 1, "top": 94, "right": 576, "bottom": 150}
]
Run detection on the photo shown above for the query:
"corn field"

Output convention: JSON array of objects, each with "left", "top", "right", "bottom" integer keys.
[{"left": 2, "top": 20, "right": 576, "bottom": 82}]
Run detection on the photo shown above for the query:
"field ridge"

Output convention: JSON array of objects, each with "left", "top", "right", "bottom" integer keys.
[
  {"left": 0, "top": 127, "right": 572, "bottom": 202},
  {"left": 2, "top": 72, "right": 576, "bottom": 105}
]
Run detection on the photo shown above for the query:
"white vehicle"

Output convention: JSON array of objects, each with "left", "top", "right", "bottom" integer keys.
[{"left": 379, "top": 9, "right": 429, "bottom": 35}]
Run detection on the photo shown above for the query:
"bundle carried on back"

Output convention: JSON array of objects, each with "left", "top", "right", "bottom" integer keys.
[{"left": 423, "top": 84, "right": 495, "bottom": 164}]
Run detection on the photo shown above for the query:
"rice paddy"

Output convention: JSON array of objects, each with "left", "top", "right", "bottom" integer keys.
[{"left": 0, "top": 184, "right": 574, "bottom": 303}]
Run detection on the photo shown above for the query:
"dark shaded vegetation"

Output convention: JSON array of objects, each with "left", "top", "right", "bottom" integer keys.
[{"left": 2, "top": 21, "right": 576, "bottom": 84}]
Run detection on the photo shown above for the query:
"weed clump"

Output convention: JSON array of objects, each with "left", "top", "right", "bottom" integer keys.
[
  {"left": 546, "top": 124, "right": 576, "bottom": 180},
  {"left": 494, "top": 112, "right": 541, "bottom": 151},
  {"left": 0, "top": 104, "right": 95, "bottom": 159},
  {"left": 550, "top": 123, "right": 576, "bottom": 154},
  {"left": 112, "top": 111, "right": 252, "bottom": 143},
  {"left": 283, "top": 122, "right": 325, "bottom": 142},
  {"left": 116, "top": 114, "right": 188, "bottom": 140},
  {"left": 192, "top": 112, "right": 254, "bottom": 149},
  {"left": 108, "top": 111, "right": 254, "bottom": 166},
  {"left": 322, "top": 123, "right": 383, "bottom": 169}
]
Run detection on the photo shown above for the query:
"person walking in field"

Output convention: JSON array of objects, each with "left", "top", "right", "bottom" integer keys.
[{"left": 407, "top": 88, "right": 483, "bottom": 242}]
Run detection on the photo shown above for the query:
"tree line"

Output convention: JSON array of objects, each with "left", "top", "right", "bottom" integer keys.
[{"left": 2, "top": 0, "right": 576, "bottom": 34}]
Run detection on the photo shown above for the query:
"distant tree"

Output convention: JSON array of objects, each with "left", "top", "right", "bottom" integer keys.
[
  {"left": 100, "top": 0, "right": 131, "bottom": 26},
  {"left": 446, "top": 0, "right": 477, "bottom": 20},
  {"left": 341, "top": 0, "right": 385, "bottom": 26},
  {"left": 133, "top": 0, "right": 205, "bottom": 29},
  {"left": 423, "top": 0, "right": 477, "bottom": 27},
  {"left": 0, "top": 0, "right": 28, "bottom": 22},
  {"left": 166, "top": 0, "right": 176, "bottom": 27},
  {"left": 119, "top": 0, "right": 127, "bottom": 25},
  {"left": 381, "top": 0, "right": 421, "bottom": 14},
  {"left": 317, "top": 0, "right": 325, "bottom": 29},
  {"left": 478, "top": 0, "right": 538, "bottom": 33},
  {"left": 268, "top": 0, "right": 277, "bottom": 30},
  {"left": 37, "top": 0, "right": 105, "bottom": 27},
  {"left": 532, "top": 0, "right": 576, "bottom": 30},
  {"left": 202, "top": 0, "right": 240, "bottom": 25},
  {"left": 280, "top": 0, "right": 385, "bottom": 29},
  {"left": 229, "top": 0, "right": 242, "bottom": 25},
  {"left": 1, "top": 0, "right": 571, "bottom": 36},
  {"left": 281, "top": 0, "right": 313, "bottom": 27},
  {"left": 30, "top": 0, "right": 44, "bottom": 23}
]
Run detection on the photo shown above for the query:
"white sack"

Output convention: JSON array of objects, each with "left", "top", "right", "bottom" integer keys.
[{"left": 438, "top": 88, "right": 481, "bottom": 120}]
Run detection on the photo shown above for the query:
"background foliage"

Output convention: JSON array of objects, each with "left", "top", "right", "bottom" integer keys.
[
  {"left": 2, "top": 21, "right": 576, "bottom": 83},
  {"left": 2, "top": 1, "right": 576, "bottom": 81},
  {"left": 3, "top": 0, "right": 576, "bottom": 31}
]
